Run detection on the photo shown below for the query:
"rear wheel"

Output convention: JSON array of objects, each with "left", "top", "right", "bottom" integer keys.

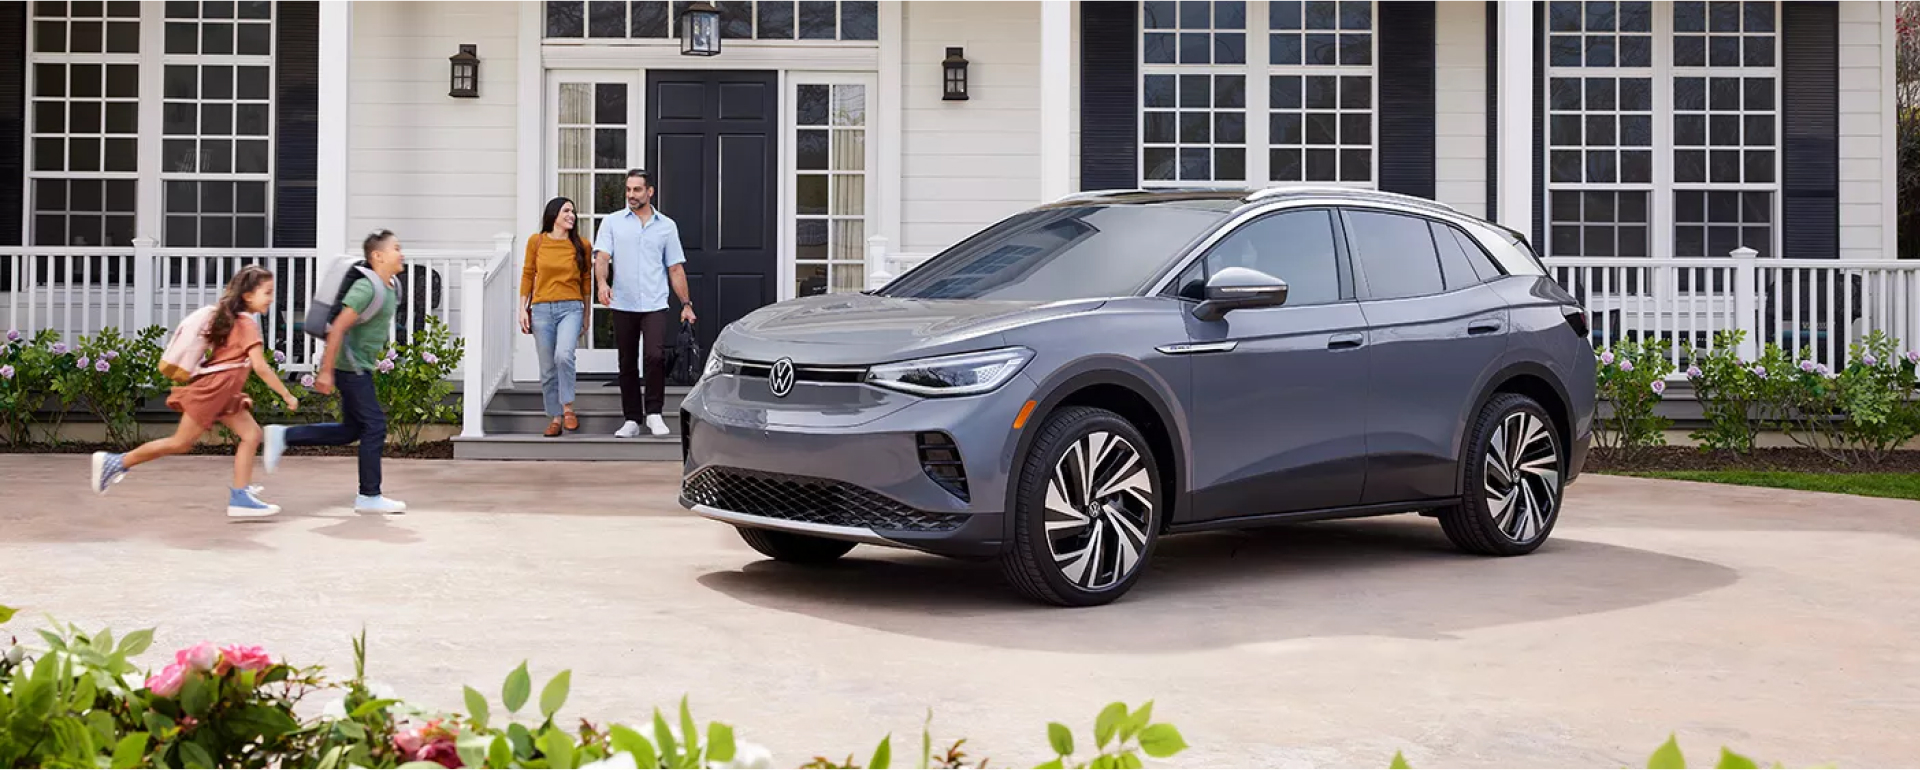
[
  {"left": 1000, "top": 407, "right": 1162, "bottom": 607},
  {"left": 1437, "top": 393, "right": 1565, "bottom": 556},
  {"left": 736, "top": 527, "right": 857, "bottom": 564}
]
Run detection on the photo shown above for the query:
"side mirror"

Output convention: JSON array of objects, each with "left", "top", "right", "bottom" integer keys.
[{"left": 1192, "top": 266, "right": 1289, "bottom": 322}]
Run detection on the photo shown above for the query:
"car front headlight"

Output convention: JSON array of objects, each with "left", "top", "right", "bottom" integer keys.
[
  {"left": 700, "top": 352, "right": 728, "bottom": 382},
  {"left": 864, "top": 347, "right": 1034, "bottom": 397}
]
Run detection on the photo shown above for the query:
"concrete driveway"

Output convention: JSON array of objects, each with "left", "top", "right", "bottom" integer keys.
[{"left": 2, "top": 454, "right": 1916, "bottom": 768}]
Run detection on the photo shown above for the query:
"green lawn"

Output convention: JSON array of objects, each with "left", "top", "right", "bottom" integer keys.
[{"left": 1616, "top": 470, "right": 1920, "bottom": 502}]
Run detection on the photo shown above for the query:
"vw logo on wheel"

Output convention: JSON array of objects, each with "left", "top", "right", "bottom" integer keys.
[{"left": 768, "top": 357, "right": 796, "bottom": 398}]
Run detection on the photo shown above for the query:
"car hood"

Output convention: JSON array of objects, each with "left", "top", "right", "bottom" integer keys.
[{"left": 717, "top": 292, "right": 1105, "bottom": 365}]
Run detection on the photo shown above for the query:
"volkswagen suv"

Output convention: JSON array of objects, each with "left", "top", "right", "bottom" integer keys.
[{"left": 678, "top": 186, "right": 1595, "bottom": 606}]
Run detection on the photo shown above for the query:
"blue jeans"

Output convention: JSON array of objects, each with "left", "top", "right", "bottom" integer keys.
[
  {"left": 531, "top": 300, "right": 584, "bottom": 417},
  {"left": 284, "top": 369, "right": 385, "bottom": 497}
]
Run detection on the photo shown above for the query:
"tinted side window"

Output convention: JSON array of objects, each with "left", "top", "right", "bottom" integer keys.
[
  {"left": 1447, "top": 226, "right": 1507, "bottom": 280},
  {"left": 1345, "top": 210, "right": 1444, "bottom": 300},
  {"left": 1431, "top": 221, "right": 1483, "bottom": 289},
  {"left": 1200, "top": 209, "right": 1342, "bottom": 306}
]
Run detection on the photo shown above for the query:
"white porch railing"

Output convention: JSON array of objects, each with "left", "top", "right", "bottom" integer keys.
[
  {"left": 2, "top": 237, "right": 512, "bottom": 375},
  {"left": 459, "top": 242, "right": 520, "bottom": 438},
  {"left": 1544, "top": 248, "right": 1920, "bottom": 373},
  {"left": 863, "top": 236, "right": 933, "bottom": 291}
]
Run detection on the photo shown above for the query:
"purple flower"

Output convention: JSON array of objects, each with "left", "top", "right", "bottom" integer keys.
[
  {"left": 51, "top": 343, "right": 68, "bottom": 355},
  {"left": 104, "top": 350, "right": 119, "bottom": 360},
  {"left": 1863, "top": 354, "right": 1879, "bottom": 367},
  {"left": 273, "top": 350, "right": 287, "bottom": 364},
  {"left": 1800, "top": 360, "right": 1817, "bottom": 373},
  {"left": 299, "top": 373, "right": 316, "bottom": 388},
  {"left": 0, "top": 365, "right": 13, "bottom": 380},
  {"left": 75, "top": 356, "right": 89, "bottom": 369},
  {"left": 1687, "top": 365, "right": 1702, "bottom": 379},
  {"left": 1907, "top": 351, "right": 1919, "bottom": 365},
  {"left": 5, "top": 330, "right": 19, "bottom": 343},
  {"left": 95, "top": 358, "right": 110, "bottom": 373},
  {"left": 376, "top": 359, "right": 395, "bottom": 374},
  {"left": 383, "top": 348, "right": 398, "bottom": 362},
  {"left": 1650, "top": 379, "right": 1667, "bottom": 395},
  {"left": 1600, "top": 351, "right": 1616, "bottom": 365},
  {"left": 422, "top": 352, "right": 439, "bottom": 365},
  {"left": 1817, "top": 364, "right": 1833, "bottom": 377},
  {"left": 1619, "top": 359, "right": 1634, "bottom": 372},
  {"left": 1752, "top": 366, "right": 1767, "bottom": 379}
]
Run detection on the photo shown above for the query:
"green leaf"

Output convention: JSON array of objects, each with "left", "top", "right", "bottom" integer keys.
[
  {"left": 679, "top": 695, "right": 700, "bottom": 759},
  {"left": 111, "top": 733, "right": 148, "bottom": 769},
  {"left": 178, "top": 741, "right": 213, "bottom": 769},
  {"left": 1390, "top": 750, "right": 1413, "bottom": 769},
  {"left": 538, "top": 727, "right": 577, "bottom": 769},
  {"left": 1036, "top": 761, "right": 1065, "bottom": 770},
  {"left": 1716, "top": 748, "right": 1760, "bottom": 769},
  {"left": 509, "top": 723, "right": 536, "bottom": 759},
  {"left": 92, "top": 629, "right": 115, "bottom": 655},
  {"left": 117, "top": 628, "right": 154, "bottom": 657},
  {"left": 0, "top": 604, "right": 15, "bottom": 624},
  {"left": 1648, "top": 734, "right": 1686, "bottom": 770},
  {"left": 1117, "top": 750, "right": 1145, "bottom": 769},
  {"left": 488, "top": 736, "right": 514, "bottom": 770},
  {"left": 178, "top": 675, "right": 212, "bottom": 717},
  {"left": 1094, "top": 702, "right": 1128, "bottom": 749},
  {"left": 1120, "top": 701, "right": 1153, "bottom": 742},
  {"left": 652, "top": 708, "right": 680, "bottom": 765},
  {"left": 708, "top": 722, "right": 737, "bottom": 764},
  {"left": 1047, "top": 722, "right": 1075, "bottom": 757},
  {"left": 349, "top": 698, "right": 399, "bottom": 718},
  {"left": 503, "top": 660, "right": 532, "bottom": 713},
  {"left": 142, "top": 712, "right": 175, "bottom": 736},
  {"left": 540, "top": 669, "right": 572, "bottom": 720},
  {"left": 464, "top": 685, "right": 490, "bottom": 729},
  {"left": 610, "top": 725, "right": 659, "bottom": 769},
  {"left": 869, "top": 733, "right": 892, "bottom": 769},
  {"left": 317, "top": 745, "right": 346, "bottom": 769},
  {"left": 1137, "top": 724, "right": 1188, "bottom": 759}
]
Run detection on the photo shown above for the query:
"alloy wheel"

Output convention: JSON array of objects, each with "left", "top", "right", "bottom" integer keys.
[
  {"left": 1483, "top": 410, "right": 1561, "bottom": 543},
  {"left": 1043, "top": 431, "right": 1155, "bottom": 591}
]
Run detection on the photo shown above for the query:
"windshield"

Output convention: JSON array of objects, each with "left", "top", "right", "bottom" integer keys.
[{"left": 876, "top": 204, "right": 1232, "bottom": 301}]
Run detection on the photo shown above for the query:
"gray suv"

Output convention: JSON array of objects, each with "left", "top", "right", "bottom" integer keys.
[{"left": 679, "top": 186, "right": 1596, "bottom": 606}]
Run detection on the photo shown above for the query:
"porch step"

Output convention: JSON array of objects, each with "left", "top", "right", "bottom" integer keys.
[
  {"left": 451, "top": 433, "right": 681, "bottom": 461},
  {"left": 487, "top": 382, "right": 688, "bottom": 415}
]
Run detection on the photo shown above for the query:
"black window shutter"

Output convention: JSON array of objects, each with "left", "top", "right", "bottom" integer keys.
[
  {"left": 1377, "top": 1, "right": 1435, "bottom": 199},
  {"left": 0, "top": 1, "right": 25, "bottom": 247},
  {"left": 1781, "top": 1, "right": 1839, "bottom": 259},
  {"left": 274, "top": 1, "right": 319, "bottom": 249},
  {"left": 1531, "top": 1, "right": 1545, "bottom": 249},
  {"left": 1080, "top": 1, "right": 1137, "bottom": 191},
  {"left": 1485, "top": 1, "right": 1498, "bottom": 218}
]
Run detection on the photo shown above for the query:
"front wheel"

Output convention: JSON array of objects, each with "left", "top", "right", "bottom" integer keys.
[
  {"left": 1000, "top": 407, "right": 1163, "bottom": 607},
  {"left": 736, "top": 527, "right": 857, "bottom": 564},
  {"left": 1437, "top": 393, "right": 1565, "bottom": 556}
]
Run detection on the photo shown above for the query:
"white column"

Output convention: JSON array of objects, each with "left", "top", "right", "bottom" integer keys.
[
  {"left": 878, "top": 1, "right": 904, "bottom": 251},
  {"left": 317, "top": 1, "right": 351, "bottom": 263},
  {"left": 1495, "top": 0, "right": 1533, "bottom": 237},
  {"left": 1038, "top": 0, "right": 1073, "bottom": 203},
  {"left": 517, "top": 1, "right": 544, "bottom": 241}
]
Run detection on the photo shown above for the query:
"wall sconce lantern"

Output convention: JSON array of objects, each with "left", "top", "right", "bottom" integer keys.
[
  {"left": 942, "top": 47, "right": 970, "bottom": 101},
  {"left": 681, "top": 1, "right": 722, "bottom": 56},
  {"left": 448, "top": 44, "right": 479, "bottom": 98}
]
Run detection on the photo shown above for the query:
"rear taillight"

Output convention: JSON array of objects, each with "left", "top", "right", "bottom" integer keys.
[{"left": 1562, "top": 306, "right": 1591, "bottom": 338}]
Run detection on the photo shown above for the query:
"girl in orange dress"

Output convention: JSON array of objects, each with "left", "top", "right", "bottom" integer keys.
[{"left": 90, "top": 265, "right": 300, "bottom": 517}]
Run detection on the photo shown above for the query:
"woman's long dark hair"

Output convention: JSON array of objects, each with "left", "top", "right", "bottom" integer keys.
[
  {"left": 207, "top": 265, "right": 273, "bottom": 348},
  {"left": 541, "top": 197, "right": 590, "bottom": 279}
]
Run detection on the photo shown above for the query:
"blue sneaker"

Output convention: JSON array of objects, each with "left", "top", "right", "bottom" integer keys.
[
  {"left": 89, "top": 452, "right": 128, "bottom": 495},
  {"left": 227, "top": 486, "right": 281, "bottom": 518},
  {"left": 263, "top": 425, "right": 287, "bottom": 473}
]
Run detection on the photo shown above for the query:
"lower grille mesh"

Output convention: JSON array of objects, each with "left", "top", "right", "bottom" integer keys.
[{"left": 682, "top": 467, "right": 967, "bottom": 532}]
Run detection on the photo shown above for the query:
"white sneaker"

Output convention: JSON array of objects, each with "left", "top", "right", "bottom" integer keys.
[
  {"left": 354, "top": 495, "right": 407, "bottom": 514},
  {"left": 263, "top": 425, "right": 287, "bottom": 473},
  {"left": 645, "top": 414, "right": 669, "bottom": 436},
  {"left": 614, "top": 420, "right": 641, "bottom": 438}
]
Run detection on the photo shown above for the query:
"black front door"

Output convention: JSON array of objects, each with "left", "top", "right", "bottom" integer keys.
[{"left": 644, "top": 69, "right": 779, "bottom": 367}]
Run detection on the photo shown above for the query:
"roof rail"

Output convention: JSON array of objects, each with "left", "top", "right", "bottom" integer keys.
[
  {"left": 1244, "top": 184, "right": 1463, "bottom": 215},
  {"left": 1049, "top": 188, "right": 1151, "bottom": 204}
]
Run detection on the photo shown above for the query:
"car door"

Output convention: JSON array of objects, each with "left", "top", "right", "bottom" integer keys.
[
  {"left": 1341, "top": 207, "right": 1511, "bottom": 506},
  {"left": 1169, "top": 207, "right": 1372, "bottom": 522}
]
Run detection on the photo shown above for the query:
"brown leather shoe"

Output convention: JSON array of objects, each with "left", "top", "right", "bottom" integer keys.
[
  {"left": 563, "top": 409, "right": 579, "bottom": 431},
  {"left": 544, "top": 419, "right": 563, "bottom": 437}
]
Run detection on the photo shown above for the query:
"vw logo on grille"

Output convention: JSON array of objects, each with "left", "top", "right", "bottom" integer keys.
[{"left": 768, "top": 357, "right": 796, "bottom": 398}]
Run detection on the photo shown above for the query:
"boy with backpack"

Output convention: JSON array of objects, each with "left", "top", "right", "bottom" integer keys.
[{"left": 263, "top": 229, "right": 407, "bottom": 514}]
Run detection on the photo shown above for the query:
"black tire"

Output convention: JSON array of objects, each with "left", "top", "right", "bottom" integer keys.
[
  {"left": 999, "top": 406, "right": 1163, "bottom": 607},
  {"left": 1437, "top": 393, "right": 1566, "bottom": 556},
  {"left": 736, "top": 527, "right": 857, "bottom": 564}
]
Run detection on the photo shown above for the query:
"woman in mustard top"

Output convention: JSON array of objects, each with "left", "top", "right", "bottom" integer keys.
[{"left": 520, "top": 197, "right": 593, "bottom": 436}]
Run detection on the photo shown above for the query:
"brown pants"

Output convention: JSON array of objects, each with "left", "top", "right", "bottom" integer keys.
[{"left": 612, "top": 308, "right": 672, "bottom": 421}]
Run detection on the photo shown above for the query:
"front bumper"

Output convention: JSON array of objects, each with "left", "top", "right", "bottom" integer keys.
[{"left": 676, "top": 373, "right": 1035, "bottom": 559}]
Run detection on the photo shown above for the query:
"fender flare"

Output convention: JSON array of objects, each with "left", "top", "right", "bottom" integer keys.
[{"left": 1459, "top": 360, "right": 1575, "bottom": 474}]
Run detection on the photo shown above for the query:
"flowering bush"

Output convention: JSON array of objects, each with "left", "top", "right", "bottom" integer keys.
[
  {"left": 0, "top": 329, "right": 74, "bottom": 446},
  {"left": 1684, "top": 331, "right": 1799, "bottom": 455},
  {"left": 373, "top": 315, "right": 466, "bottom": 451},
  {"left": 1768, "top": 331, "right": 1920, "bottom": 465},
  {"left": 1593, "top": 339, "right": 1674, "bottom": 459},
  {"left": 48, "top": 326, "right": 172, "bottom": 447}
]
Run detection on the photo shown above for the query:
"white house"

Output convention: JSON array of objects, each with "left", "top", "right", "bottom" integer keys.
[{"left": 3, "top": 0, "right": 1911, "bottom": 449}]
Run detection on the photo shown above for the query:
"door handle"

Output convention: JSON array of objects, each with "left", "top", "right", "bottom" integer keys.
[
  {"left": 1468, "top": 319, "right": 1504, "bottom": 336},
  {"left": 1327, "top": 332, "right": 1365, "bottom": 351}
]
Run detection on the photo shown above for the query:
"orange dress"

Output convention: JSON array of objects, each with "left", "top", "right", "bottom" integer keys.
[{"left": 166, "top": 314, "right": 262, "bottom": 425}]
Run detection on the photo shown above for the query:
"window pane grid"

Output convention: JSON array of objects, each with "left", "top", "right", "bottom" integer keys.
[
  {"left": 158, "top": 1, "right": 275, "bottom": 248},
  {"left": 795, "top": 83, "right": 869, "bottom": 297},
  {"left": 28, "top": 5, "right": 139, "bottom": 247},
  {"left": 544, "top": 1, "right": 877, "bottom": 41},
  {"left": 554, "top": 81, "right": 631, "bottom": 248},
  {"left": 1670, "top": 0, "right": 1777, "bottom": 258},
  {"left": 1268, "top": 73, "right": 1372, "bottom": 183},
  {"left": 31, "top": 0, "right": 141, "bottom": 55},
  {"left": 1542, "top": 1, "right": 1656, "bottom": 259}
]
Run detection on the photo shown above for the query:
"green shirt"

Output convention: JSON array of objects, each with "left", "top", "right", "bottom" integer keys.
[{"left": 337, "top": 276, "right": 395, "bottom": 372}]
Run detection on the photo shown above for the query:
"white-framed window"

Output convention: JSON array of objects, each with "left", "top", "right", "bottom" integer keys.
[
  {"left": 545, "top": 69, "right": 641, "bottom": 357},
  {"left": 27, "top": 0, "right": 143, "bottom": 248},
  {"left": 1541, "top": 0, "right": 1779, "bottom": 260},
  {"left": 1138, "top": 1, "right": 1377, "bottom": 187},
  {"left": 159, "top": 1, "right": 275, "bottom": 249},
  {"left": 786, "top": 73, "right": 874, "bottom": 297},
  {"left": 543, "top": 1, "right": 877, "bottom": 43}
]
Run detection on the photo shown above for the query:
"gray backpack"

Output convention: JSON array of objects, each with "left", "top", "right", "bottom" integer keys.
[{"left": 302, "top": 259, "right": 387, "bottom": 340}]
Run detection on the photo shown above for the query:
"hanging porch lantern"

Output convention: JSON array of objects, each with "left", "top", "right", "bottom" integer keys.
[
  {"left": 448, "top": 44, "right": 479, "bottom": 98},
  {"left": 942, "top": 47, "right": 970, "bottom": 101},
  {"left": 681, "top": 1, "right": 722, "bottom": 56}
]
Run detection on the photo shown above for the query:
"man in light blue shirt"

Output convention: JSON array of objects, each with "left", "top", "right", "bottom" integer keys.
[{"left": 594, "top": 169, "right": 697, "bottom": 437}]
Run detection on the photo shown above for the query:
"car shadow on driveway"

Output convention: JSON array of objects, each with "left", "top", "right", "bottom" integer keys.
[{"left": 696, "top": 515, "right": 1739, "bottom": 653}]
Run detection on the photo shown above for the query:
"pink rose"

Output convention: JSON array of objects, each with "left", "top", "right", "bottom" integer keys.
[
  {"left": 395, "top": 720, "right": 463, "bottom": 768},
  {"left": 217, "top": 644, "right": 272, "bottom": 674},
  {"left": 146, "top": 662, "right": 187, "bottom": 697},
  {"left": 176, "top": 641, "right": 219, "bottom": 672}
]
